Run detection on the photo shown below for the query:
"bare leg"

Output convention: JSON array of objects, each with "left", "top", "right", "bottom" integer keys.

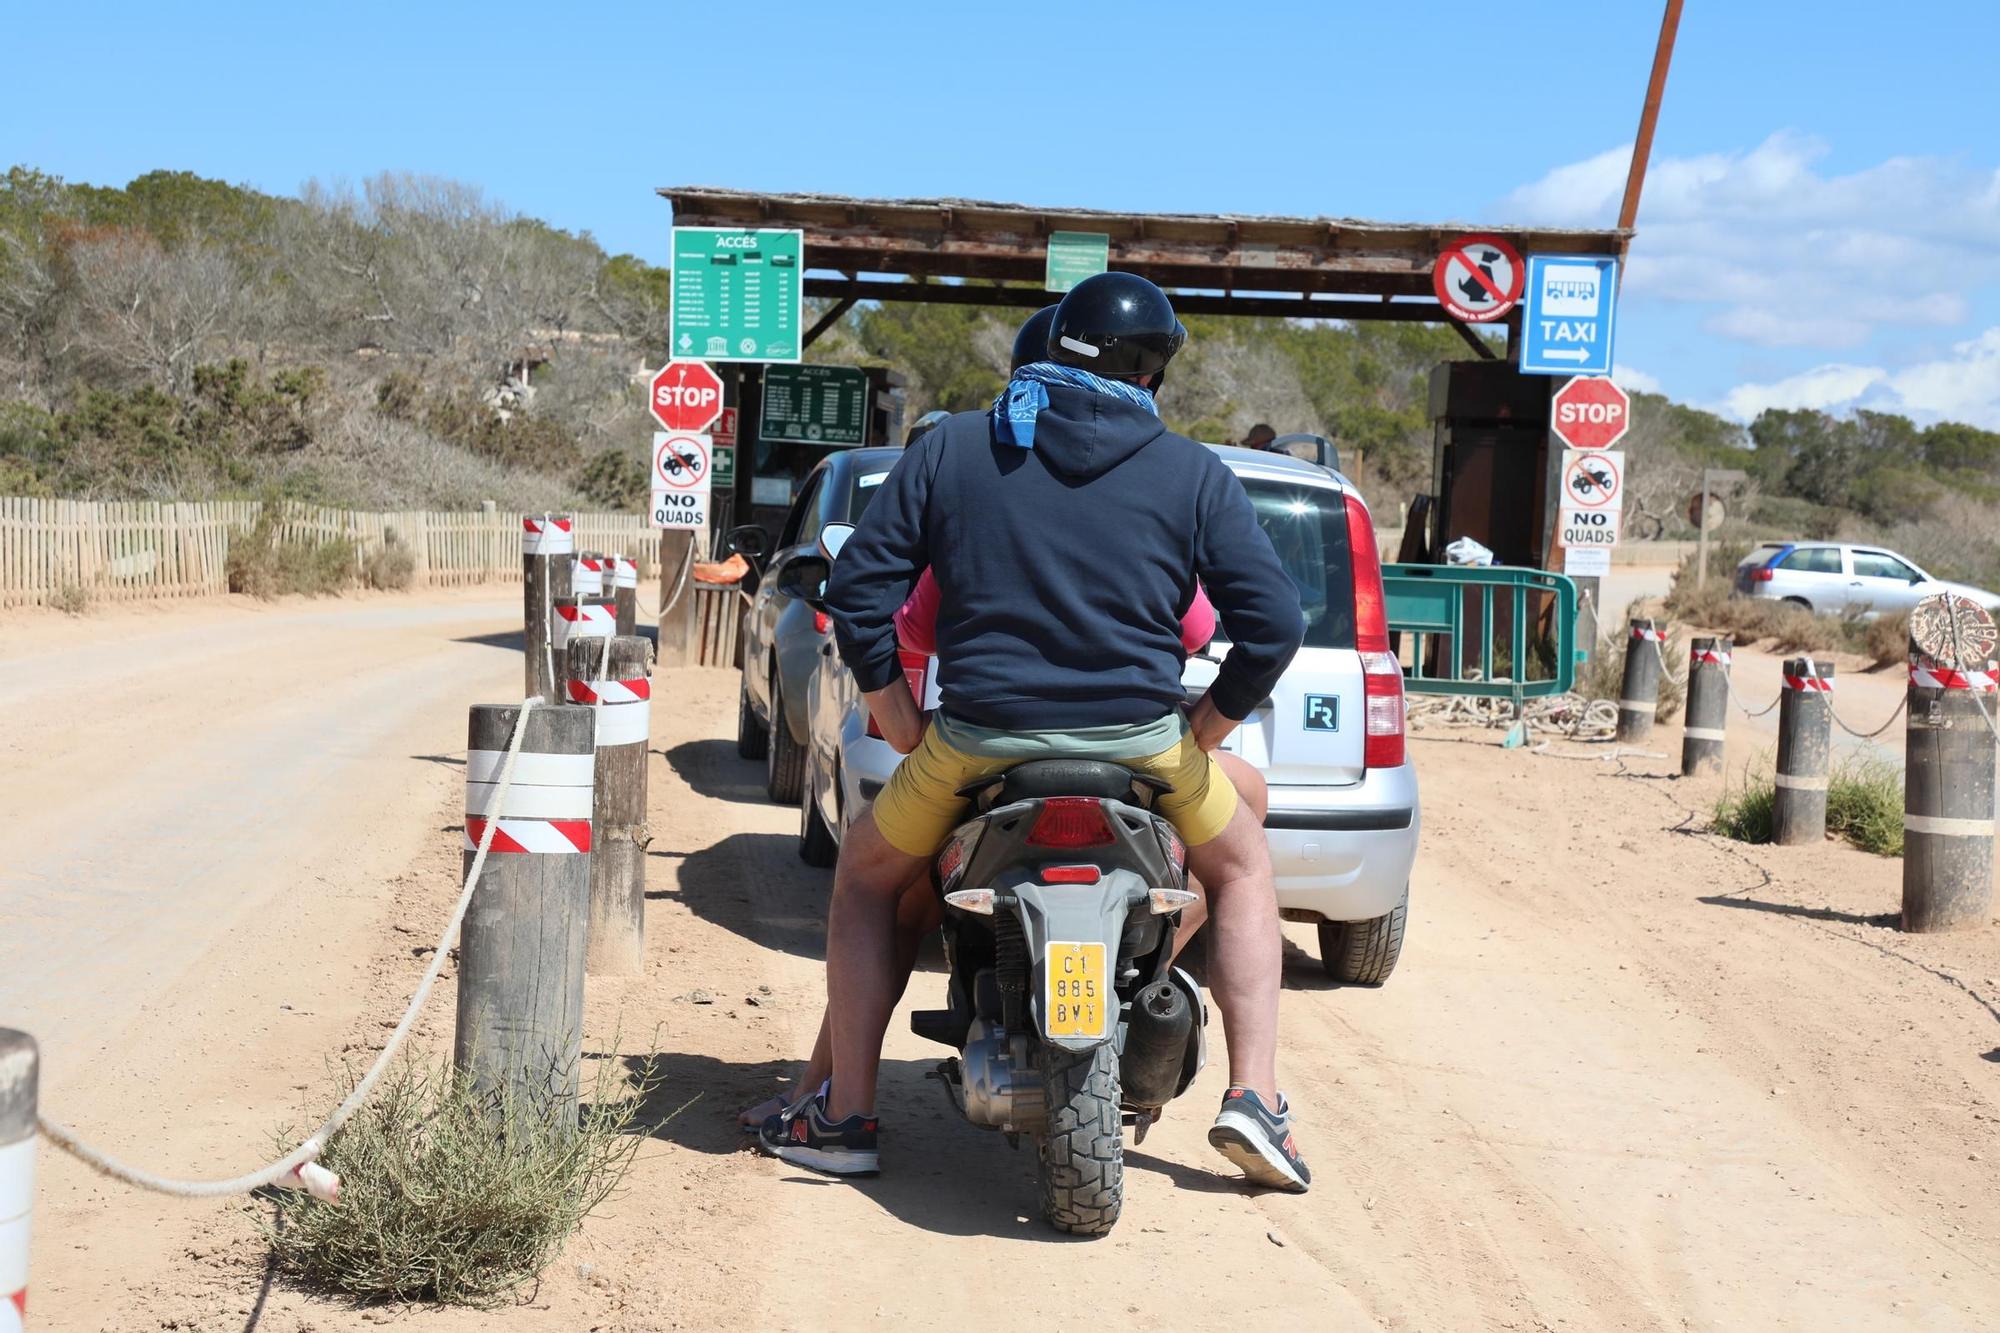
[
  {"left": 1183, "top": 796, "right": 1282, "bottom": 1102},
  {"left": 824, "top": 808, "right": 928, "bottom": 1120},
  {"left": 1172, "top": 752, "right": 1268, "bottom": 958}
]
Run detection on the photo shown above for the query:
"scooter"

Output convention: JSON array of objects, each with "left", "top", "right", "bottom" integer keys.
[{"left": 791, "top": 523, "right": 1208, "bottom": 1236}]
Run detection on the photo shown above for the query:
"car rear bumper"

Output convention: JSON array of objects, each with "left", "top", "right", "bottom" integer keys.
[{"left": 1264, "top": 762, "right": 1419, "bottom": 922}]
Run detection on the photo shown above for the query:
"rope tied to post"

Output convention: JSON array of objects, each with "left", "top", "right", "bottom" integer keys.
[{"left": 35, "top": 697, "right": 545, "bottom": 1202}]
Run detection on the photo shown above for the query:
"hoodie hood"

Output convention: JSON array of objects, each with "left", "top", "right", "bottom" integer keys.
[{"left": 1018, "top": 382, "right": 1169, "bottom": 482}]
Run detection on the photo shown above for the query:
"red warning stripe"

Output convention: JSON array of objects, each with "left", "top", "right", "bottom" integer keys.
[
  {"left": 565, "top": 678, "right": 652, "bottom": 705},
  {"left": 464, "top": 817, "right": 592, "bottom": 854},
  {"left": 522, "top": 517, "right": 573, "bottom": 534},
  {"left": 1691, "top": 647, "right": 1733, "bottom": 665},
  {"left": 1910, "top": 664, "right": 1999, "bottom": 692},
  {"left": 1783, "top": 672, "right": 1833, "bottom": 692},
  {"left": 1630, "top": 626, "right": 1666, "bottom": 641}
]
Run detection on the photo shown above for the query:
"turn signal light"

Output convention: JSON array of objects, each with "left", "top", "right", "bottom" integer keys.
[
  {"left": 944, "top": 888, "right": 996, "bottom": 915},
  {"left": 1149, "top": 888, "right": 1199, "bottom": 915},
  {"left": 1025, "top": 798, "right": 1116, "bottom": 849}
]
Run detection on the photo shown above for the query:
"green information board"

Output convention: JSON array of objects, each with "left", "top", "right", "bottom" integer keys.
[
  {"left": 760, "top": 364, "right": 869, "bottom": 446},
  {"left": 670, "top": 227, "right": 803, "bottom": 363},
  {"left": 1044, "top": 231, "right": 1109, "bottom": 293},
  {"left": 712, "top": 445, "right": 736, "bottom": 488}
]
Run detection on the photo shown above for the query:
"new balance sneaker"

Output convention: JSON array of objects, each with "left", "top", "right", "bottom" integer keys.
[
  {"left": 756, "top": 1092, "right": 880, "bottom": 1177},
  {"left": 1207, "top": 1086, "right": 1310, "bottom": 1192}
]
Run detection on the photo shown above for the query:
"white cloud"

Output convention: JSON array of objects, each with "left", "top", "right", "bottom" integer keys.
[
  {"left": 1500, "top": 132, "right": 2000, "bottom": 351},
  {"left": 1719, "top": 364, "right": 1887, "bottom": 421},
  {"left": 1612, "top": 363, "right": 1661, "bottom": 394}
]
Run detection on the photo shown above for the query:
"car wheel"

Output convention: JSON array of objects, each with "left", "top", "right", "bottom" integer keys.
[
  {"left": 799, "top": 769, "right": 838, "bottom": 867},
  {"left": 766, "top": 673, "right": 806, "bottom": 804},
  {"left": 1317, "top": 885, "right": 1408, "bottom": 985},
  {"left": 1781, "top": 597, "right": 1813, "bottom": 613},
  {"left": 736, "top": 674, "right": 768, "bottom": 760}
]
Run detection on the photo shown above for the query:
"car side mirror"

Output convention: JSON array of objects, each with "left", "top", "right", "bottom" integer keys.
[
  {"left": 820, "top": 522, "right": 856, "bottom": 561},
  {"left": 775, "top": 554, "right": 831, "bottom": 607},
  {"left": 726, "top": 524, "right": 771, "bottom": 565}
]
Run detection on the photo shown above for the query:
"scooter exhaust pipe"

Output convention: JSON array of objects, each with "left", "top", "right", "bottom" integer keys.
[{"left": 1121, "top": 979, "right": 1192, "bottom": 1107}]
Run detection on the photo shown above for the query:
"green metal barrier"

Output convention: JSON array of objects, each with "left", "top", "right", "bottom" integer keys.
[{"left": 1383, "top": 563, "right": 1584, "bottom": 699}]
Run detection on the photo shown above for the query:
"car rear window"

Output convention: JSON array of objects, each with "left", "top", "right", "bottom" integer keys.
[
  {"left": 1779, "top": 547, "right": 1842, "bottom": 575},
  {"left": 1239, "top": 479, "right": 1356, "bottom": 650},
  {"left": 1742, "top": 543, "right": 1789, "bottom": 568},
  {"left": 835, "top": 468, "right": 896, "bottom": 525}
]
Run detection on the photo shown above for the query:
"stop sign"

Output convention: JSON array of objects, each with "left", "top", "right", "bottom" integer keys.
[
  {"left": 649, "top": 360, "right": 724, "bottom": 432},
  {"left": 1551, "top": 376, "right": 1631, "bottom": 450}
]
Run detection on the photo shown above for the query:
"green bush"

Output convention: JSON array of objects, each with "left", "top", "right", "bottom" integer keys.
[
  {"left": 227, "top": 511, "right": 355, "bottom": 598},
  {"left": 1710, "top": 757, "right": 1904, "bottom": 856},
  {"left": 1711, "top": 772, "right": 1777, "bottom": 843},
  {"left": 574, "top": 447, "right": 648, "bottom": 510},
  {"left": 263, "top": 1056, "right": 650, "bottom": 1307}
]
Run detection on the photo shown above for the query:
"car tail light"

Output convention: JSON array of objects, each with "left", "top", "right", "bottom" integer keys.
[
  {"left": 867, "top": 649, "right": 933, "bottom": 739},
  {"left": 1748, "top": 568, "right": 1775, "bottom": 583},
  {"left": 1345, "top": 489, "right": 1405, "bottom": 768},
  {"left": 1025, "top": 798, "right": 1116, "bottom": 849},
  {"left": 1041, "top": 865, "right": 1102, "bottom": 884},
  {"left": 813, "top": 610, "right": 831, "bottom": 635}
]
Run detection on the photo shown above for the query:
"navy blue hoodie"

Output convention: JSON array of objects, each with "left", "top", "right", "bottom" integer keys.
[{"left": 826, "top": 383, "right": 1305, "bottom": 730}]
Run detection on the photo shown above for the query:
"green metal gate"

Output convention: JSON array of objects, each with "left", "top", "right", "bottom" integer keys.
[{"left": 1383, "top": 564, "right": 1584, "bottom": 698}]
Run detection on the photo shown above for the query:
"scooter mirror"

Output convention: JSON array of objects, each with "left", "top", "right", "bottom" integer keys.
[{"left": 820, "top": 522, "right": 857, "bottom": 561}]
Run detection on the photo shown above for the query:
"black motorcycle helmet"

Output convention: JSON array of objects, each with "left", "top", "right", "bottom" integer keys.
[
  {"left": 1046, "top": 272, "right": 1186, "bottom": 382},
  {"left": 1010, "top": 305, "right": 1059, "bottom": 373}
]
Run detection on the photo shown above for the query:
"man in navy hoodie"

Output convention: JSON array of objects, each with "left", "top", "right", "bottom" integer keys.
[{"left": 761, "top": 274, "right": 1310, "bottom": 1192}]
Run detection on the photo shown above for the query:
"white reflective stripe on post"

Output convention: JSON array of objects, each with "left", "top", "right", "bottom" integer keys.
[
  {"left": 1682, "top": 726, "right": 1727, "bottom": 742},
  {"left": 593, "top": 700, "right": 651, "bottom": 747},
  {"left": 522, "top": 516, "right": 574, "bottom": 556},
  {"left": 1774, "top": 772, "right": 1827, "bottom": 791},
  {"left": 464, "top": 781, "right": 595, "bottom": 819},
  {"left": 555, "top": 605, "right": 614, "bottom": 647},
  {"left": 1619, "top": 699, "right": 1658, "bottom": 714},
  {"left": 1910, "top": 664, "right": 2000, "bottom": 692},
  {"left": 571, "top": 559, "right": 605, "bottom": 595},
  {"left": 1903, "top": 813, "right": 1996, "bottom": 837},
  {"left": 0, "top": 1136, "right": 31, "bottom": 1314},
  {"left": 611, "top": 557, "right": 639, "bottom": 589},
  {"left": 465, "top": 749, "right": 595, "bottom": 787}
]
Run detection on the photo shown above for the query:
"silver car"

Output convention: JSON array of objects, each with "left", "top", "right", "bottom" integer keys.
[
  {"left": 800, "top": 446, "right": 1421, "bottom": 984},
  {"left": 1733, "top": 542, "right": 2000, "bottom": 617}
]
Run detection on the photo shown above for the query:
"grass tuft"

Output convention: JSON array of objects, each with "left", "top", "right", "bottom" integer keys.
[
  {"left": 262, "top": 1054, "right": 653, "bottom": 1308},
  {"left": 1709, "top": 755, "right": 1905, "bottom": 856}
]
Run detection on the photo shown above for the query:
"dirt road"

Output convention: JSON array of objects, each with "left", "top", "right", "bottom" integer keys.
[{"left": 9, "top": 598, "right": 2000, "bottom": 1330}]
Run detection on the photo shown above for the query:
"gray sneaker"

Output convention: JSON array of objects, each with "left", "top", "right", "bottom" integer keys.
[{"left": 1208, "top": 1087, "right": 1310, "bottom": 1192}]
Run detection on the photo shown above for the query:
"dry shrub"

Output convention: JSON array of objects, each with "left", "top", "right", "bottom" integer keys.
[
  {"left": 363, "top": 541, "right": 416, "bottom": 591},
  {"left": 263, "top": 1054, "right": 653, "bottom": 1307},
  {"left": 1863, "top": 611, "right": 1911, "bottom": 669},
  {"left": 50, "top": 582, "right": 91, "bottom": 615},
  {"left": 226, "top": 512, "right": 354, "bottom": 598}
]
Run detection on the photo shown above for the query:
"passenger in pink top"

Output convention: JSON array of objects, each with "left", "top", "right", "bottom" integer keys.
[{"left": 893, "top": 567, "right": 1217, "bottom": 657}]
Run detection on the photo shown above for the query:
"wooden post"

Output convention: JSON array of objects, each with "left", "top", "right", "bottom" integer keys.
[
  {"left": 567, "top": 635, "right": 652, "bottom": 974},
  {"left": 455, "top": 704, "right": 594, "bottom": 1108},
  {"left": 1773, "top": 657, "right": 1833, "bottom": 845},
  {"left": 1680, "top": 636, "right": 1731, "bottom": 776},
  {"left": 572, "top": 550, "right": 605, "bottom": 600},
  {"left": 1616, "top": 618, "right": 1664, "bottom": 742},
  {"left": 2, "top": 1028, "right": 38, "bottom": 1321},
  {"left": 656, "top": 531, "right": 699, "bottom": 669},
  {"left": 522, "top": 514, "right": 574, "bottom": 703},
  {"left": 1903, "top": 628, "right": 1997, "bottom": 933},
  {"left": 610, "top": 556, "right": 639, "bottom": 638}
]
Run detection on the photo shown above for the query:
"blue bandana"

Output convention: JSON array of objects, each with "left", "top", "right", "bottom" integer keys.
[{"left": 991, "top": 361, "right": 1159, "bottom": 450}]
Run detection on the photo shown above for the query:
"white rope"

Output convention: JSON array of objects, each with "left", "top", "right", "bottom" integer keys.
[
  {"left": 658, "top": 536, "right": 695, "bottom": 619},
  {"left": 36, "top": 696, "right": 542, "bottom": 1199},
  {"left": 1649, "top": 634, "right": 1690, "bottom": 689},
  {"left": 1407, "top": 689, "right": 1619, "bottom": 741}
]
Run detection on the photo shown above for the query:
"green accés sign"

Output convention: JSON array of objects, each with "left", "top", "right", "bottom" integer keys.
[
  {"left": 1044, "top": 231, "right": 1109, "bottom": 293},
  {"left": 760, "top": 364, "right": 868, "bottom": 446},
  {"left": 670, "top": 227, "right": 803, "bottom": 363}
]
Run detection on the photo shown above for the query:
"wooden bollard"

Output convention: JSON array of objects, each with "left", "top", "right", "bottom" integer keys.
[
  {"left": 455, "top": 704, "right": 595, "bottom": 1108},
  {"left": 2, "top": 1029, "right": 38, "bottom": 1322},
  {"left": 1616, "top": 618, "right": 1665, "bottom": 742},
  {"left": 610, "top": 556, "right": 639, "bottom": 638},
  {"left": 522, "top": 514, "right": 574, "bottom": 703},
  {"left": 572, "top": 551, "right": 606, "bottom": 599},
  {"left": 554, "top": 595, "right": 615, "bottom": 662},
  {"left": 1773, "top": 657, "right": 1833, "bottom": 845},
  {"left": 567, "top": 635, "right": 652, "bottom": 974},
  {"left": 1681, "top": 636, "right": 1732, "bottom": 776},
  {"left": 1903, "top": 641, "right": 1997, "bottom": 933}
]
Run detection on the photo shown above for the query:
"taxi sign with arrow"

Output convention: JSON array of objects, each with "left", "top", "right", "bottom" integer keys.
[{"left": 1432, "top": 234, "right": 1524, "bottom": 323}]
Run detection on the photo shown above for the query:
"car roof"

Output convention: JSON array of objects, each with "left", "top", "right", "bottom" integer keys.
[{"left": 1205, "top": 442, "right": 1354, "bottom": 495}]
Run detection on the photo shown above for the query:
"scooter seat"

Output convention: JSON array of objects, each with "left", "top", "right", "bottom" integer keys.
[{"left": 994, "top": 758, "right": 1160, "bottom": 803}]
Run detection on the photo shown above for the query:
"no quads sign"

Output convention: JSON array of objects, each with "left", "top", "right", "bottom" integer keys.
[
  {"left": 1558, "top": 447, "right": 1624, "bottom": 549},
  {"left": 652, "top": 431, "right": 711, "bottom": 530},
  {"left": 1432, "top": 233, "right": 1524, "bottom": 323}
]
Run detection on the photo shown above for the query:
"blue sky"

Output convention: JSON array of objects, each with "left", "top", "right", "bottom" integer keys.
[{"left": 10, "top": 0, "right": 1998, "bottom": 427}]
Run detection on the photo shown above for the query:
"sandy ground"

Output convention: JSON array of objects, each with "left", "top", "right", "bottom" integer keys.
[{"left": 7, "top": 593, "right": 2000, "bottom": 1331}]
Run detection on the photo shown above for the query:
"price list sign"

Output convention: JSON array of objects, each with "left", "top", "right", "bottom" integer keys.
[
  {"left": 670, "top": 227, "right": 803, "bottom": 363},
  {"left": 759, "top": 364, "right": 869, "bottom": 446}
]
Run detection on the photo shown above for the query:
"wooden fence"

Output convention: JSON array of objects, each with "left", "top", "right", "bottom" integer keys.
[{"left": 0, "top": 498, "right": 661, "bottom": 609}]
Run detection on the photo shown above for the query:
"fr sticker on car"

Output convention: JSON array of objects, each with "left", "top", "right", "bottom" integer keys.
[{"left": 1303, "top": 694, "right": 1340, "bottom": 731}]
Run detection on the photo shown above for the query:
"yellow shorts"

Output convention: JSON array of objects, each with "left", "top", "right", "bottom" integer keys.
[{"left": 871, "top": 723, "right": 1240, "bottom": 858}]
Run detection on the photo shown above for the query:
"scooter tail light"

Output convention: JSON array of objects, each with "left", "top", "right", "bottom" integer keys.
[
  {"left": 812, "top": 610, "right": 831, "bottom": 635},
  {"left": 1041, "top": 865, "right": 1102, "bottom": 884},
  {"left": 944, "top": 888, "right": 995, "bottom": 915},
  {"left": 1025, "top": 797, "right": 1116, "bottom": 848},
  {"left": 1149, "top": 888, "right": 1199, "bottom": 915}
]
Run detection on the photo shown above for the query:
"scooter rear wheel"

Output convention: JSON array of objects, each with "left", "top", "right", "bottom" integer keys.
[{"left": 1036, "top": 1043, "right": 1123, "bottom": 1236}]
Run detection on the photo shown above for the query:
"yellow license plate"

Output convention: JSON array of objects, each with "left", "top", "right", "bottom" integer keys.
[{"left": 1045, "top": 942, "right": 1108, "bottom": 1039}]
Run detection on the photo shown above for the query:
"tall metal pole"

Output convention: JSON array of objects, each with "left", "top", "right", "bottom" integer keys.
[
  {"left": 1618, "top": 0, "right": 1686, "bottom": 232},
  {"left": 1697, "top": 466, "right": 1712, "bottom": 587}
]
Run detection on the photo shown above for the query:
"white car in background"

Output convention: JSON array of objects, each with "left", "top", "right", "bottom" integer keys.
[
  {"left": 1733, "top": 541, "right": 2000, "bottom": 617},
  {"left": 797, "top": 446, "right": 1421, "bottom": 984}
]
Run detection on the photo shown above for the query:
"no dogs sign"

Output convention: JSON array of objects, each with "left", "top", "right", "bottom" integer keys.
[{"left": 1432, "top": 234, "right": 1524, "bottom": 323}]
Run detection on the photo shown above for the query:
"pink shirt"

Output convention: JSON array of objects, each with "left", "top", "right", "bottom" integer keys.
[{"left": 893, "top": 567, "right": 1217, "bottom": 657}]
